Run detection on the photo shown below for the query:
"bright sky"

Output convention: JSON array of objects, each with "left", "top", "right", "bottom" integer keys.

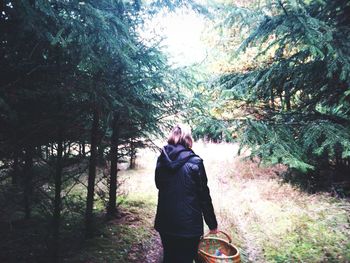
[{"left": 142, "top": 9, "right": 208, "bottom": 66}]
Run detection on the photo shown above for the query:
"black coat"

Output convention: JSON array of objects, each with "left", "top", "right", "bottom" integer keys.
[{"left": 154, "top": 144, "right": 217, "bottom": 237}]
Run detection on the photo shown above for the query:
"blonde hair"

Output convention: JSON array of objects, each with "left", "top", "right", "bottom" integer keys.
[{"left": 167, "top": 124, "right": 193, "bottom": 148}]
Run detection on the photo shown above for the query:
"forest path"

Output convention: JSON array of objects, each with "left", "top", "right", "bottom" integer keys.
[
  {"left": 120, "top": 142, "right": 263, "bottom": 263},
  {"left": 192, "top": 142, "right": 267, "bottom": 262},
  {"left": 120, "top": 142, "right": 350, "bottom": 263},
  {"left": 141, "top": 230, "right": 163, "bottom": 263}
]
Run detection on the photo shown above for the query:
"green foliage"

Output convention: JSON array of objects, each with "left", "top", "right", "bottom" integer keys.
[
  {"left": 189, "top": 87, "right": 236, "bottom": 142},
  {"left": 65, "top": 195, "right": 156, "bottom": 263},
  {"left": 0, "top": 0, "right": 194, "bottom": 260},
  {"left": 240, "top": 119, "right": 313, "bottom": 171},
  {"left": 186, "top": 65, "right": 239, "bottom": 142},
  {"left": 217, "top": 0, "right": 350, "bottom": 172}
]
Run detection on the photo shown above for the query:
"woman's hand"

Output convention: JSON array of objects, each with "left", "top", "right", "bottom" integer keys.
[{"left": 209, "top": 228, "right": 219, "bottom": 234}]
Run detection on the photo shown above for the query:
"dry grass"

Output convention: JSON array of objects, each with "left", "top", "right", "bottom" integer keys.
[{"left": 120, "top": 142, "right": 350, "bottom": 263}]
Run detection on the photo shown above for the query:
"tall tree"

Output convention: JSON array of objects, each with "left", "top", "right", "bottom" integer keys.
[
  {"left": 0, "top": 0, "right": 199, "bottom": 260},
  {"left": 216, "top": 0, "right": 350, "bottom": 174}
]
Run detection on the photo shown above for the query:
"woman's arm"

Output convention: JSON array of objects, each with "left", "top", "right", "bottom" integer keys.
[{"left": 197, "top": 161, "right": 218, "bottom": 230}]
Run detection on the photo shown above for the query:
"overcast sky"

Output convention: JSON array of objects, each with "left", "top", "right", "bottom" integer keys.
[{"left": 141, "top": 8, "right": 208, "bottom": 67}]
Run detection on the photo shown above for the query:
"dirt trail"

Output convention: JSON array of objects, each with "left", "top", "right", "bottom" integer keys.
[
  {"left": 195, "top": 143, "right": 266, "bottom": 262},
  {"left": 123, "top": 142, "right": 350, "bottom": 263},
  {"left": 124, "top": 142, "right": 263, "bottom": 263},
  {"left": 143, "top": 231, "right": 163, "bottom": 263}
]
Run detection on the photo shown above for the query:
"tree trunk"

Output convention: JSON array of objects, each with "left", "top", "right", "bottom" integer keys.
[
  {"left": 270, "top": 87, "right": 275, "bottom": 110},
  {"left": 12, "top": 147, "right": 19, "bottom": 185},
  {"left": 285, "top": 89, "right": 291, "bottom": 111},
  {"left": 107, "top": 114, "right": 119, "bottom": 218},
  {"left": 65, "top": 142, "right": 71, "bottom": 158},
  {"left": 85, "top": 109, "right": 99, "bottom": 238},
  {"left": 82, "top": 141, "right": 86, "bottom": 157},
  {"left": 97, "top": 145, "right": 105, "bottom": 166},
  {"left": 24, "top": 146, "right": 34, "bottom": 219},
  {"left": 279, "top": 93, "right": 283, "bottom": 111},
  {"left": 129, "top": 140, "right": 136, "bottom": 170},
  {"left": 51, "top": 131, "right": 63, "bottom": 261},
  {"left": 46, "top": 145, "right": 50, "bottom": 159}
]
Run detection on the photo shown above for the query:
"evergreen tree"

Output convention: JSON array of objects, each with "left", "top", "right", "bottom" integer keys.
[
  {"left": 0, "top": 0, "right": 193, "bottom": 259},
  {"left": 217, "top": 0, "right": 350, "bottom": 174}
]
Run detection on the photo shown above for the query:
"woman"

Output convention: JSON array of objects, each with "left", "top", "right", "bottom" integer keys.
[{"left": 154, "top": 124, "right": 218, "bottom": 263}]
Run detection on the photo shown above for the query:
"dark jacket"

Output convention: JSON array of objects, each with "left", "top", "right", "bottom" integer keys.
[{"left": 154, "top": 144, "right": 217, "bottom": 237}]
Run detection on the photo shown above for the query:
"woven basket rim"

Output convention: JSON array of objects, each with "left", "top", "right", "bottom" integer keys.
[{"left": 198, "top": 237, "right": 240, "bottom": 259}]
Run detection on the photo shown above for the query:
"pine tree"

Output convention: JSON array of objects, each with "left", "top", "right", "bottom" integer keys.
[
  {"left": 0, "top": 1, "right": 194, "bottom": 259},
  {"left": 217, "top": 0, "right": 350, "bottom": 173}
]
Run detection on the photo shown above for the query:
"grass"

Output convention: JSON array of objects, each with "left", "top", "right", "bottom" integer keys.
[
  {"left": 63, "top": 198, "right": 155, "bottom": 263},
  {"left": 261, "top": 196, "right": 350, "bottom": 262},
  {"left": 119, "top": 142, "right": 350, "bottom": 263},
  {"left": 1, "top": 142, "right": 349, "bottom": 262},
  {"left": 57, "top": 177, "right": 159, "bottom": 263},
  {"left": 0, "top": 168, "right": 158, "bottom": 263}
]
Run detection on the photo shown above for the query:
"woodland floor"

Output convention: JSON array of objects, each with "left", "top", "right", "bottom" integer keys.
[
  {"left": 1, "top": 143, "right": 349, "bottom": 262},
  {"left": 115, "top": 142, "right": 350, "bottom": 263}
]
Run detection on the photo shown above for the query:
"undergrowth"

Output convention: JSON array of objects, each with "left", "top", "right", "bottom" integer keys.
[
  {"left": 196, "top": 143, "right": 350, "bottom": 263},
  {"left": 1, "top": 143, "right": 349, "bottom": 263},
  {"left": 64, "top": 198, "right": 155, "bottom": 263}
]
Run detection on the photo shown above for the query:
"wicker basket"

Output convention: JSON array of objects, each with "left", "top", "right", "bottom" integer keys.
[{"left": 198, "top": 231, "right": 240, "bottom": 263}]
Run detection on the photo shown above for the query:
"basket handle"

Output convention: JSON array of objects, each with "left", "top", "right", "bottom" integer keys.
[{"left": 203, "top": 230, "right": 232, "bottom": 243}]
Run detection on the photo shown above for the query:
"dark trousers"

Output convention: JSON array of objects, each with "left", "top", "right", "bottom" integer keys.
[{"left": 160, "top": 233, "right": 201, "bottom": 263}]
